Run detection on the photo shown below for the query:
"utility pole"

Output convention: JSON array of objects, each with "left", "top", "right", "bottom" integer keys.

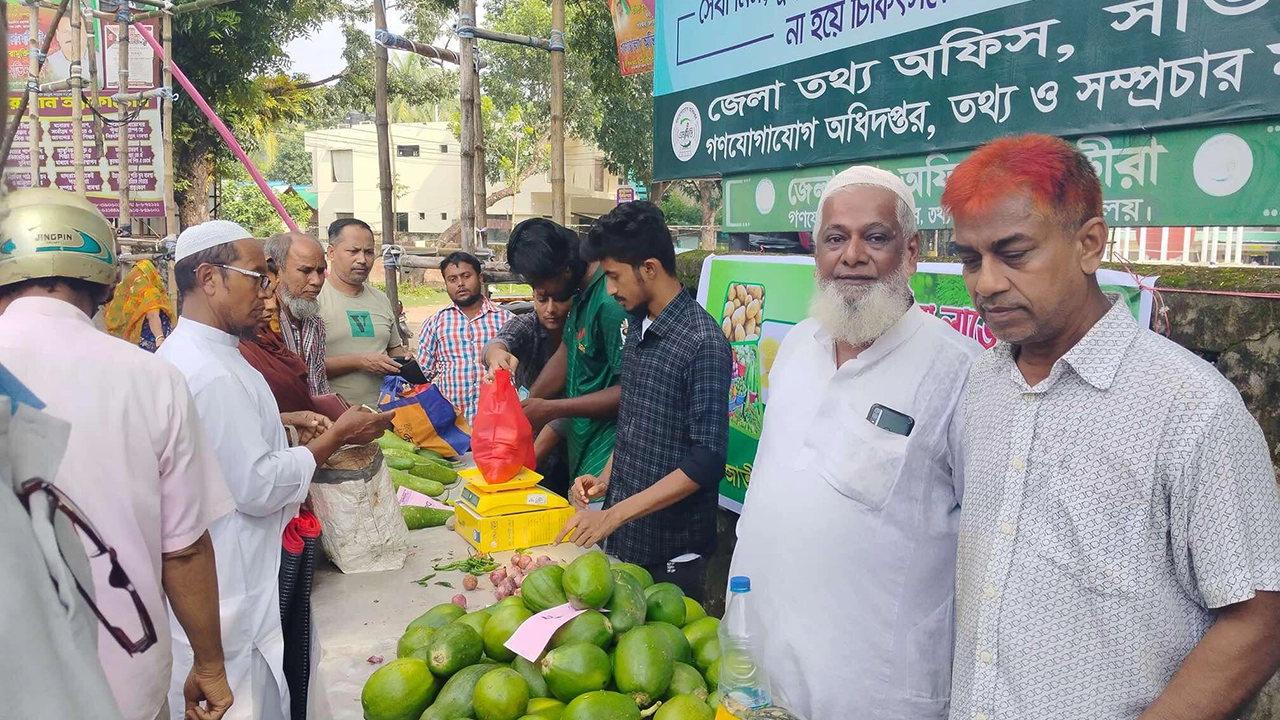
[
  {"left": 373, "top": 0, "right": 398, "bottom": 311},
  {"left": 549, "top": 0, "right": 566, "bottom": 225},
  {"left": 473, "top": 57, "right": 487, "bottom": 244},
  {"left": 162, "top": 11, "right": 177, "bottom": 234},
  {"left": 116, "top": 3, "right": 133, "bottom": 236},
  {"left": 457, "top": 0, "right": 477, "bottom": 254}
]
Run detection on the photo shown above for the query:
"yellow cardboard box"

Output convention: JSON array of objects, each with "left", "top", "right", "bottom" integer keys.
[{"left": 454, "top": 500, "right": 576, "bottom": 552}]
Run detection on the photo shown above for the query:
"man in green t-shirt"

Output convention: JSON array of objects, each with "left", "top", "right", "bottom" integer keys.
[
  {"left": 318, "top": 218, "right": 407, "bottom": 407},
  {"left": 489, "top": 218, "right": 627, "bottom": 481}
]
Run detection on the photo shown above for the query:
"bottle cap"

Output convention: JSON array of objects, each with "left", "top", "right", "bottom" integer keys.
[{"left": 730, "top": 576, "right": 750, "bottom": 593}]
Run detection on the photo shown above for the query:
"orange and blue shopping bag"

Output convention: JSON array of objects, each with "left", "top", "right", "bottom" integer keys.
[{"left": 377, "top": 376, "right": 471, "bottom": 459}]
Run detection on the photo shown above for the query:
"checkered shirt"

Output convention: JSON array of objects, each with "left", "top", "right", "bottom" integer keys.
[
  {"left": 416, "top": 297, "right": 512, "bottom": 423},
  {"left": 953, "top": 296, "right": 1280, "bottom": 720},
  {"left": 278, "top": 305, "right": 330, "bottom": 396},
  {"left": 604, "top": 289, "right": 732, "bottom": 566}
]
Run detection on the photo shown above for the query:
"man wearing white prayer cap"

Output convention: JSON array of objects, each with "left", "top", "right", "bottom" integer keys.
[
  {"left": 728, "top": 166, "right": 982, "bottom": 719},
  {"left": 157, "top": 221, "right": 393, "bottom": 720}
]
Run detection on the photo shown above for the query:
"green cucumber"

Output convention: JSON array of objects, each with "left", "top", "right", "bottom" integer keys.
[
  {"left": 402, "top": 506, "right": 453, "bottom": 530},
  {"left": 391, "top": 468, "right": 446, "bottom": 497},
  {"left": 384, "top": 454, "right": 416, "bottom": 471},
  {"left": 376, "top": 431, "right": 419, "bottom": 454}
]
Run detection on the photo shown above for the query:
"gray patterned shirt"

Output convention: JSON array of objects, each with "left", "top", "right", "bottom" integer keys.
[{"left": 953, "top": 295, "right": 1280, "bottom": 720}]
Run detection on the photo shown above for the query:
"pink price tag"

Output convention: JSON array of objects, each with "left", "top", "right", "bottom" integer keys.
[
  {"left": 396, "top": 487, "right": 450, "bottom": 510},
  {"left": 504, "top": 603, "right": 587, "bottom": 662}
]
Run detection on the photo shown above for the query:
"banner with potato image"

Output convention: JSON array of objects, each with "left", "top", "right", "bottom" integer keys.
[{"left": 696, "top": 255, "right": 1155, "bottom": 513}]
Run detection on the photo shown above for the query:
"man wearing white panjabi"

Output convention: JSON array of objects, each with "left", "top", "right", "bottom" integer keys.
[
  {"left": 158, "top": 221, "right": 394, "bottom": 720},
  {"left": 728, "top": 167, "right": 981, "bottom": 719}
]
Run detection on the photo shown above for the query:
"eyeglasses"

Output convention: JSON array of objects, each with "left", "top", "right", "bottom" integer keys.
[
  {"left": 16, "top": 478, "right": 158, "bottom": 656},
  {"left": 210, "top": 263, "right": 272, "bottom": 290}
]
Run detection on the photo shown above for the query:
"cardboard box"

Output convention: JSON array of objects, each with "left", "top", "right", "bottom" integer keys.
[{"left": 454, "top": 500, "right": 576, "bottom": 552}]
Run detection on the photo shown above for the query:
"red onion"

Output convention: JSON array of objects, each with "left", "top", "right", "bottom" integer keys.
[
  {"left": 451, "top": 594, "right": 467, "bottom": 609},
  {"left": 462, "top": 575, "right": 478, "bottom": 591}
]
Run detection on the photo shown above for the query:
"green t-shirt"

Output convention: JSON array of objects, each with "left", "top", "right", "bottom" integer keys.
[
  {"left": 318, "top": 282, "right": 403, "bottom": 407},
  {"left": 565, "top": 268, "right": 629, "bottom": 478}
]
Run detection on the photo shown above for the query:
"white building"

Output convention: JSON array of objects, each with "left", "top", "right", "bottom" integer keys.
[{"left": 305, "top": 121, "right": 624, "bottom": 242}]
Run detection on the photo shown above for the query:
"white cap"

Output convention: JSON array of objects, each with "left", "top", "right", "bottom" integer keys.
[
  {"left": 174, "top": 220, "right": 255, "bottom": 263},
  {"left": 814, "top": 165, "right": 916, "bottom": 233}
]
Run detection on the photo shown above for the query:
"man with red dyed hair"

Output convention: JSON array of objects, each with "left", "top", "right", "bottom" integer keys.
[{"left": 944, "top": 134, "right": 1280, "bottom": 720}]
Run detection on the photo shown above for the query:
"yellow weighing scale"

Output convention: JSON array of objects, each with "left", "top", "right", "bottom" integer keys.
[{"left": 454, "top": 467, "right": 575, "bottom": 551}]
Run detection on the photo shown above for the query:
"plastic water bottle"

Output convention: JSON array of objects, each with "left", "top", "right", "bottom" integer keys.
[{"left": 717, "top": 576, "right": 772, "bottom": 716}]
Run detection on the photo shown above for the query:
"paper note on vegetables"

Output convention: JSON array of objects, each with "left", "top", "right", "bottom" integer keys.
[{"left": 504, "top": 603, "right": 587, "bottom": 662}]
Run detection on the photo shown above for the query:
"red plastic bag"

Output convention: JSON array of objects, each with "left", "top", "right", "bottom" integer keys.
[{"left": 471, "top": 369, "right": 537, "bottom": 484}]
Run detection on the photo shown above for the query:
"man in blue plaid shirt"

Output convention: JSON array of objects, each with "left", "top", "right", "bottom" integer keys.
[{"left": 555, "top": 202, "right": 731, "bottom": 601}]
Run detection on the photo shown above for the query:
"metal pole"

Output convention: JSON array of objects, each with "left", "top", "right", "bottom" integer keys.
[
  {"left": 116, "top": 4, "right": 132, "bottom": 235},
  {"left": 374, "top": 30, "right": 474, "bottom": 66},
  {"left": 373, "top": 0, "right": 398, "bottom": 311},
  {"left": 28, "top": 0, "right": 42, "bottom": 189},
  {"left": 458, "top": 0, "right": 477, "bottom": 254},
  {"left": 549, "top": 0, "right": 565, "bottom": 225},
  {"left": 69, "top": 0, "right": 84, "bottom": 193},
  {"left": 83, "top": 0, "right": 104, "bottom": 157},
  {"left": 162, "top": 11, "right": 177, "bottom": 234},
  {"left": 473, "top": 56, "right": 487, "bottom": 241},
  {"left": 469, "top": 26, "right": 552, "bottom": 50}
]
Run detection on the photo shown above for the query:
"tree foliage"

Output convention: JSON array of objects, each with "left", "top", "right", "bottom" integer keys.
[
  {"left": 266, "top": 132, "right": 313, "bottom": 186},
  {"left": 219, "top": 174, "right": 315, "bottom": 237}
]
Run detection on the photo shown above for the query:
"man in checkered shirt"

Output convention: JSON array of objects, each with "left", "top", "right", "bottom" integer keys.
[
  {"left": 416, "top": 251, "right": 512, "bottom": 424},
  {"left": 556, "top": 201, "right": 731, "bottom": 601},
  {"left": 945, "top": 134, "right": 1280, "bottom": 720}
]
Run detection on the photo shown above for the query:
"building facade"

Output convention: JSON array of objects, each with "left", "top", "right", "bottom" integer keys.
[{"left": 305, "top": 121, "right": 624, "bottom": 243}]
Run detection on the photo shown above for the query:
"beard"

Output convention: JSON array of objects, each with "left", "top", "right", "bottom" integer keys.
[
  {"left": 279, "top": 283, "right": 321, "bottom": 320},
  {"left": 809, "top": 264, "right": 914, "bottom": 348}
]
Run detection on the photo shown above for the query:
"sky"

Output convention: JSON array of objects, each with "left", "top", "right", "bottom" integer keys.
[{"left": 285, "top": 7, "right": 483, "bottom": 81}]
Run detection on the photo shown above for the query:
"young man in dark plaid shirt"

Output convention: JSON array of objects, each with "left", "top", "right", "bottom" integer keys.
[{"left": 555, "top": 201, "right": 731, "bottom": 601}]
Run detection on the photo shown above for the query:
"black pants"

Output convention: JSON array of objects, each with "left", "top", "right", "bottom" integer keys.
[{"left": 642, "top": 556, "right": 708, "bottom": 604}]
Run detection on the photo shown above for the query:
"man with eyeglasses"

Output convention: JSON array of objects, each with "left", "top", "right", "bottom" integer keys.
[
  {"left": 0, "top": 188, "right": 235, "bottom": 720},
  {"left": 158, "top": 220, "right": 395, "bottom": 720}
]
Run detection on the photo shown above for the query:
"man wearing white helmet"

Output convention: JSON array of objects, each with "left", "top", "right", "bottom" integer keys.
[
  {"left": 157, "top": 220, "right": 394, "bottom": 720},
  {"left": 728, "top": 167, "right": 981, "bottom": 719},
  {"left": 0, "top": 187, "right": 235, "bottom": 720}
]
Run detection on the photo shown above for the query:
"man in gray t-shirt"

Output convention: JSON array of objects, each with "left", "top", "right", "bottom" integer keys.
[{"left": 318, "top": 218, "right": 406, "bottom": 407}]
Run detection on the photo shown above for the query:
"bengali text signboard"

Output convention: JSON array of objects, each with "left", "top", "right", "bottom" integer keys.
[
  {"left": 723, "top": 119, "right": 1280, "bottom": 231},
  {"left": 654, "top": 0, "right": 1280, "bottom": 181},
  {"left": 696, "top": 255, "right": 1154, "bottom": 511},
  {"left": 5, "top": 0, "right": 165, "bottom": 217}
]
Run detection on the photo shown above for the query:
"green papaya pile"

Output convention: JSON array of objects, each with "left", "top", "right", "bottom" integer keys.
[{"left": 360, "top": 553, "right": 725, "bottom": 720}]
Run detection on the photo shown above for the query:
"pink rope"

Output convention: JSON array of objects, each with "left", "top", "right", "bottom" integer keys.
[{"left": 132, "top": 23, "right": 300, "bottom": 233}]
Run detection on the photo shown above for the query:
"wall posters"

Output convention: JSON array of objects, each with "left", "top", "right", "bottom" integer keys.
[
  {"left": 5, "top": 0, "right": 164, "bottom": 217},
  {"left": 610, "top": 0, "right": 657, "bottom": 76},
  {"left": 696, "top": 255, "right": 1154, "bottom": 511},
  {"left": 653, "top": 0, "right": 1280, "bottom": 182}
]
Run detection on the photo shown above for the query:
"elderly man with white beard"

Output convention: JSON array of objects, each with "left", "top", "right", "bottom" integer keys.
[
  {"left": 728, "top": 166, "right": 982, "bottom": 720},
  {"left": 264, "top": 232, "right": 331, "bottom": 396}
]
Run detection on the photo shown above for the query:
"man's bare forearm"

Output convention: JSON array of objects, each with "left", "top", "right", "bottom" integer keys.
[
  {"left": 325, "top": 354, "right": 366, "bottom": 379},
  {"left": 530, "top": 345, "right": 568, "bottom": 399},
  {"left": 1139, "top": 591, "right": 1280, "bottom": 720},
  {"left": 607, "top": 469, "right": 699, "bottom": 526},
  {"left": 546, "top": 386, "right": 621, "bottom": 421},
  {"left": 162, "top": 532, "right": 225, "bottom": 668}
]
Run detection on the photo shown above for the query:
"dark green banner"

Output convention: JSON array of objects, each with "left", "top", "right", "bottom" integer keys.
[
  {"left": 722, "top": 119, "right": 1280, "bottom": 231},
  {"left": 654, "top": 0, "right": 1280, "bottom": 180}
]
